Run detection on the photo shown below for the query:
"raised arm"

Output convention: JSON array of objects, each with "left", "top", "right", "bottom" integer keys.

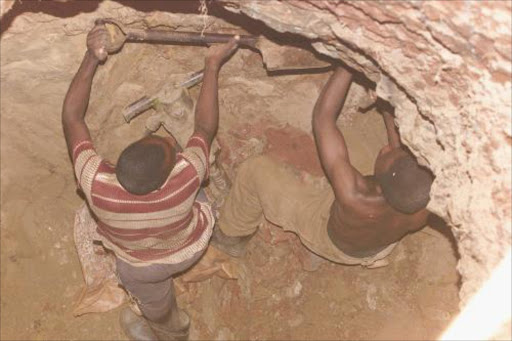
[
  {"left": 62, "top": 25, "right": 109, "bottom": 158},
  {"left": 312, "top": 66, "right": 363, "bottom": 201},
  {"left": 381, "top": 111, "right": 401, "bottom": 149},
  {"left": 194, "top": 37, "right": 239, "bottom": 146}
]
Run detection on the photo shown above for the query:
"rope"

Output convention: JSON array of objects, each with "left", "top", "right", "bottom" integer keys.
[{"left": 199, "top": 0, "right": 210, "bottom": 37}]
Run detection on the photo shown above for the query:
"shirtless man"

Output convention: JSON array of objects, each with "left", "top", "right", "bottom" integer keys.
[{"left": 212, "top": 66, "right": 433, "bottom": 267}]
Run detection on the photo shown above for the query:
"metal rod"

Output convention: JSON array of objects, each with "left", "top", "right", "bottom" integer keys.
[
  {"left": 123, "top": 96, "right": 158, "bottom": 123},
  {"left": 176, "top": 69, "right": 205, "bottom": 89},
  {"left": 125, "top": 30, "right": 258, "bottom": 48}
]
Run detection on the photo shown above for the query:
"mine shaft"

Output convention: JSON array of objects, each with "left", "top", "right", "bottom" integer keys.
[{"left": 1, "top": 1, "right": 510, "bottom": 340}]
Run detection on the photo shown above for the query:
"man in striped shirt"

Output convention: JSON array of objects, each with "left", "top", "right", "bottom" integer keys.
[{"left": 63, "top": 24, "right": 240, "bottom": 340}]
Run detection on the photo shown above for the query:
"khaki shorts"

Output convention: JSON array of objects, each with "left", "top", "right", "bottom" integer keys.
[{"left": 218, "top": 155, "right": 397, "bottom": 268}]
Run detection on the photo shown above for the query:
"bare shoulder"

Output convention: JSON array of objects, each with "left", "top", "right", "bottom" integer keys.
[{"left": 334, "top": 187, "right": 388, "bottom": 223}]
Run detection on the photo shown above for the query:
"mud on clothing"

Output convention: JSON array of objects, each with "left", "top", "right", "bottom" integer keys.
[
  {"left": 72, "top": 132, "right": 214, "bottom": 267},
  {"left": 218, "top": 155, "right": 397, "bottom": 268}
]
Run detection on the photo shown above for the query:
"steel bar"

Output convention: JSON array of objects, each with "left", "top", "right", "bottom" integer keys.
[{"left": 125, "top": 30, "right": 258, "bottom": 47}]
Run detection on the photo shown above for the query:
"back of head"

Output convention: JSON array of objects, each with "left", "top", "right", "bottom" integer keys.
[
  {"left": 116, "top": 138, "right": 174, "bottom": 195},
  {"left": 376, "top": 154, "right": 434, "bottom": 214}
]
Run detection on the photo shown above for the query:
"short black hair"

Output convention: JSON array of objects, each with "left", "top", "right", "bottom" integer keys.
[
  {"left": 376, "top": 154, "right": 434, "bottom": 214},
  {"left": 116, "top": 141, "right": 171, "bottom": 195}
]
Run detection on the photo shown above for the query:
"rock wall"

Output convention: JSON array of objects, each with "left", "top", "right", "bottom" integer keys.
[
  {"left": 0, "top": 0, "right": 15, "bottom": 17},
  {"left": 218, "top": 0, "right": 512, "bottom": 305}
]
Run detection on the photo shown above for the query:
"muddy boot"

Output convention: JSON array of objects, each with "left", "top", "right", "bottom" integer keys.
[
  {"left": 119, "top": 306, "right": 158, "bottom": 341},
  {"left": 147, "top": 309, "right": 190, "bottom": 341},
  {"left": 210, "top": 227, "right": 255, "bottom": 258}
]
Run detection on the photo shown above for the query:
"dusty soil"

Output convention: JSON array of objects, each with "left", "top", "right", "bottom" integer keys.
[{"left": 1, "top": 13, "right": 460, "bottom": 340}]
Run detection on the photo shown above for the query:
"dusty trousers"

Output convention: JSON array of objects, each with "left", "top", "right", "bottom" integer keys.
[
  {"left": 217, "top": 155, "right": 396, "bottom": 268},
  {"left": 116, "top": 250, "right": 204, "bottom": 322}
]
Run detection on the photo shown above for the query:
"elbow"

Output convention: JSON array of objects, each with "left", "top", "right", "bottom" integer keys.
[
  {"left": 61, "top": 101, "right": 75, "bottom": 123},
  {"left": 312, "top": 110, "right": 331, "bottom": 134},
  {"left": 61, "top": 109, "right": 71, "bottom": 126},
  {"left": 313, "top": 104, "right": 335, "bottom": 122},
  {"left": 61, "top": 109, "right": 84, "bottom": 127}
]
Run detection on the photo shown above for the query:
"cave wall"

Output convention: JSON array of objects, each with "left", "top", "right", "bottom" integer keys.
[
  {"left": 1, "top": 0, "right": 510, "bottom": 308},
  {"left": 218, "top": 0, "right": 512, "bottom": 305}
]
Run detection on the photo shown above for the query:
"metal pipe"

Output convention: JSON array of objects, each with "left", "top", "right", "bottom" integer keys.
[
  {"left": 125, "top": 30, "right": 258, "bottom": 48},
  {"left": 123, "top": 96, "right": 158, "bottom": 123},
  {"left": 176, "top": 69, "right": 205, "bottom": 89}
]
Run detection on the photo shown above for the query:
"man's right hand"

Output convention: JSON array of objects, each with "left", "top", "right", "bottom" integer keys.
[
  {"left": 87, "top": 24, "right": 109, "bottom": 62},
  {"left": 205, "top": 36, "right": 240, "bottom": 70}
]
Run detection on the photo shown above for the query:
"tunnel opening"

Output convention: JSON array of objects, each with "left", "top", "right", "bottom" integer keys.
[{"left": 1, "top": 1, "right": 510, "bottom": 340}]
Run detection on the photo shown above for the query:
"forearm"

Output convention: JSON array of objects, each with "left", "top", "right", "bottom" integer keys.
[
  {"left": 313, "top": 67, "right": 353, "bottom": 125},
  {"left": 194, "top": 64, "right": 220, "bottom": 145},
  {"left": 62, "top": 50, "right": 100, "bottom": 158},
  {"left": 62, "top": 50, "right": 99, "bottom": 123},
  {"left": 382, "top": 111, "right": 401, "bottom": 148},
  {"left": 312, "top": 66, "right": 353, "bottom": 165}
]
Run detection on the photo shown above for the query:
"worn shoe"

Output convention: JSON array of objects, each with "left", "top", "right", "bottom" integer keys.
[
  {"left": 148, "top": 309, "right": 190, "bottom": 341},
  {"left": 119, "top": 306, "right": 158, "bottom": 341},
  {"left": 210, "top": 227, "right": 255, "bottom": 258}
]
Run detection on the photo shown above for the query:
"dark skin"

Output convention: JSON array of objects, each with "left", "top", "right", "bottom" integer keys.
[
  {"left": 62, "top": 24, "right": 239, "bottom": 191},
  {"left": 312, "top": 66, "right": 429, "bottom": 257}
]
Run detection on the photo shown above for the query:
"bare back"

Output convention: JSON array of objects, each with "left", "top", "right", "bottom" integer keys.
[{"left": 327, "top": 176, "right": 429, "bottom": 257}]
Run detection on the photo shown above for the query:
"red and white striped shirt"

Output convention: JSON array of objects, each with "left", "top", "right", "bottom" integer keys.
[{"left": 72, "top": 133, "right": 214, "bottom": 266}]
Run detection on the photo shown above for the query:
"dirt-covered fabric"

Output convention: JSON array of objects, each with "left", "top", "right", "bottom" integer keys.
[
  {"left": 218, "top": 155, "right": 397, "bottom": 268},
  {"left": 73, "top": 204, "right": 126, "bottom": 316}
]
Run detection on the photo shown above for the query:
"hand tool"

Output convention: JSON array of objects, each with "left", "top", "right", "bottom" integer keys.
[{"left": 97, "top": 18, "right": 330, "bottom": 72}]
